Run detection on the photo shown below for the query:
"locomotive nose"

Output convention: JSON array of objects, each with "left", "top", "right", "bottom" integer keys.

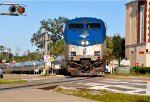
[{"left": 79, "top": 31, "right": 90, "bottom": 38}]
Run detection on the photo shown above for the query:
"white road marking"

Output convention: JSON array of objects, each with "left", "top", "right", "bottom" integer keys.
[
  {"left": 146, "top": 81, "right": 150, "bottom": 95},
  {"left": 78, "top": 79, "right": 147, "bottom": 95},
  {"left": 97, "top": 80, "right": 146, "bottom": 85}
]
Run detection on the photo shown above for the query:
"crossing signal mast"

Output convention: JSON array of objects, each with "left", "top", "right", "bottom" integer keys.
[{"left": 0, "top": 2, "right": 26, "bottom": 16}]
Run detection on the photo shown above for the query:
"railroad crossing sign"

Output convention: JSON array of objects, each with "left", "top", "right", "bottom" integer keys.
[
  {"left": 2, "top": 59, "right": 6, "bottom": 63},
  {"left": 44, "top": 55, "right": 50, "bottom": 61}
]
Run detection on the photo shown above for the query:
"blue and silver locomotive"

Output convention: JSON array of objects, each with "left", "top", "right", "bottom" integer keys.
[{"left": 64, "top": 17, "right": 106, "bottom": 76}]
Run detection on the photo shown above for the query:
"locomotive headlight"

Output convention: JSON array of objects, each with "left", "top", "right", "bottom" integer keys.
[
  {"left": 72, "top": 47, "right": 75, "bottom": 51},
  {"left": 95, "top": 47, "right": 99, "bottom": 51},
  {"left": 85, "top": 41, "right": 89, "bottom": 45},
  {"left": 81, "top": 41, "right": 89, "bottom": 45},
  {"left": 81, "top": 41, "right": 84, "bottom": 45}
]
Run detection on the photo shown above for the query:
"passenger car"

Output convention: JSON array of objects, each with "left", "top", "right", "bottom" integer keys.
[
  {"left": 0, "top": 68, "right": 3, "bottom": 78},
  {"left": 51, "top": 55, "right": 66, "bottom": 74}
]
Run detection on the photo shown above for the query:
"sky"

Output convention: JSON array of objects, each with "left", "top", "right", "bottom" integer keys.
[{"left": 0, "top": 0, "right": 130, "bottom": 55}]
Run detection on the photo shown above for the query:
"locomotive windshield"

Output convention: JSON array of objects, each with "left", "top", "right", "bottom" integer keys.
[
  {"left": 69, "top": 23, "right": 84, "bottom": 29},
  {"left": 86, "top": 23, "right": 101, "bottom": 29}
]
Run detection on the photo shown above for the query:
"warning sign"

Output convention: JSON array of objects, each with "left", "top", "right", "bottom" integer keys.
[{"left": 135, "top": 62, "right": 140, "bottom": 67}]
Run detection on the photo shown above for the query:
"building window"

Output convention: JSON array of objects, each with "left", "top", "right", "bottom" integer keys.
[{"left": 140, "top": 5, "right": 145, "bottom": 43}]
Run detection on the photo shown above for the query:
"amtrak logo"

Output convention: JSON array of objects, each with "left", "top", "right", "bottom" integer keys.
[{"left": 79, "top": 31, "right": 89, "bottom": 38}]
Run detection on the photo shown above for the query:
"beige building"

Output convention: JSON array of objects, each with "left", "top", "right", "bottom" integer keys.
[{"left": 125, "top": 0, "right": 150, "bottom": 67}]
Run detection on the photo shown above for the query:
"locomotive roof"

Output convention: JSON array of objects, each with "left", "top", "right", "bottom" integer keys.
[{"left": 67, "top": 17, "right": 104, "bottom": 23}]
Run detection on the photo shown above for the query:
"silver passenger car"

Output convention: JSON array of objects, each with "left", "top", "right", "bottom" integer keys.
[{"left": 0, "top": 68, "right": 3, "bottom": 78}]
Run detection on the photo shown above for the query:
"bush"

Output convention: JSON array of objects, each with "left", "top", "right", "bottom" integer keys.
[{"left": 133, "top": 67, "right": 150, "bottom": 74}]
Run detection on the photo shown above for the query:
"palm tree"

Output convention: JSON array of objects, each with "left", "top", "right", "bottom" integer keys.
[
  {"left": 0, "top": 45, "right": 5, "bottom": 53},
  {"left": 0, "top": 45, "right": 6, "bottom": 61}
]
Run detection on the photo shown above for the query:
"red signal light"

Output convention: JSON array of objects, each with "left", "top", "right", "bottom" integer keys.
[{"left": 18, "top": 6, "right": 25, "bottom": 14}]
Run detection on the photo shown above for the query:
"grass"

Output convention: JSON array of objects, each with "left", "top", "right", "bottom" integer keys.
[
  {"left": 54, "top": 87, "right": 150, "bottom": 102},
  {"left": 0, "top": 79, "right": 27, "bottom": 84},
  {"left": 110, "top": 73, "right": 150, "bottom": 77}
]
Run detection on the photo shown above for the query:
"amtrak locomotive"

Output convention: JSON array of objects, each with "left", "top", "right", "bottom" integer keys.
[{"left": 64, "top": 17, "right": 106, "bottom": 76}]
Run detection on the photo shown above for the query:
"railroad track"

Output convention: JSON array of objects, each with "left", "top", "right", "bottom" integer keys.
[{"left": 0, "top": 76, "right": 96, "bottom": 91}]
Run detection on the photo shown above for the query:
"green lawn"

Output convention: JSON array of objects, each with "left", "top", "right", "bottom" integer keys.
[
  {"left": 110, "top": 73, "right": 150, "bottom": 77},
  {"left": 0, "top": 79, "right": 27, "bottom": 84},
  {"left": 54, "top": 87, "right": 150, "bottom": 102}
]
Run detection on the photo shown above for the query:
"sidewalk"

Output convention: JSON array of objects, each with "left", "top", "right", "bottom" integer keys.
[{"left": 0, "top": 89, "right": 97, "bottom": 102}]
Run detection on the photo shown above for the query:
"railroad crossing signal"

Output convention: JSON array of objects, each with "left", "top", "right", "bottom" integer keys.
[
  {"left": 0, "top": 2, "right": 26, "bottom": 16},
  {"left": 44, "top": 55, "right": 50, "bottom": 62},
  {"left": 9, "top": 5, "right": 25, "bottom": 14}
]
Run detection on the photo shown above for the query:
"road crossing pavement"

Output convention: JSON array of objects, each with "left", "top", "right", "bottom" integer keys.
[
  {"left": 77, "top": 79, "right": 150, "bottom": 95},
  {"left": 146, "top": 82, "right": 150, "bottom": 95}
]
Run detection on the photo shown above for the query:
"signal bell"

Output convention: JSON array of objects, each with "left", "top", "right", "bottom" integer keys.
[{"left": 9, "top": 5, "right": 25, "bottom": 15}]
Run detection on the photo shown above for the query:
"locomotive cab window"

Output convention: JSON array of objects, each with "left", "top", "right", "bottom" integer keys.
[
  {"left": 86, "top": 23, "right": 101, "bottom": 29},
  {"left": 69, "top": 23, "right": 84, "bottom": 29},
  {"left": 71, "top": 52, "right": 76, "bottom": 56}
]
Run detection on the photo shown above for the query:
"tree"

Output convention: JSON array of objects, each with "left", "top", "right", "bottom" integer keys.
[
  {"left": 31, "top": 16, "right": 68, "bottom": 49},
  {"left": 0, "top": 45, "right": 5, "bottom": 53},
  {"left": 106, "top": 36, "right": 114, "bottom": 62},
  {"left": 121, "top": 38, "right": 125, "bottom": 59},
  {"left": 112, "top": 34, "right": 124, "bottom": 66},
  {"left": 0, "top": 45, "right": 6, "bottom": 62},
  {"left": 6, "top": 48, "right": 12, "bottom": 62},
  {"left": 50, "top": 39, "right": 65, "bottom": 57},
  {"left": 14, "top": 47, "right": 20, "bottom": 62}
]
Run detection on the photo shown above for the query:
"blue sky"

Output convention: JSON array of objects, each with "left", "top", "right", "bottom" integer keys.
[{"left": 0, "top": 0, "right": 129, "bottom": 55}]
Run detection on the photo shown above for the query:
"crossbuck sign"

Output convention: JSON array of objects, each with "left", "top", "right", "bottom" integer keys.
[{"left": 44, "top": 55, "right": 50, "bottom": 61}]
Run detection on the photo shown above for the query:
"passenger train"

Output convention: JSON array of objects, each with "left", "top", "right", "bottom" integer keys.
[
  {"left": 0, "top": 60, "right": 44, "bottom": 73},
  {"left": 64, "top": 17, "right": 106, "bottom": 76}
]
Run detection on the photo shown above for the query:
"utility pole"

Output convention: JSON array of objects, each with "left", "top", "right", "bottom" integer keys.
[
  {"left": 44, "top": 30, "right": 49, "bottom": 56},
  {"left": 48, "top": 34, "right": 51, "bottom": 56},
  {"left": 44, "top": 30, "right": 51, "bottom": 75},
  {"left": 35, "top": 30, "right": 51, "bottom": 75}
]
